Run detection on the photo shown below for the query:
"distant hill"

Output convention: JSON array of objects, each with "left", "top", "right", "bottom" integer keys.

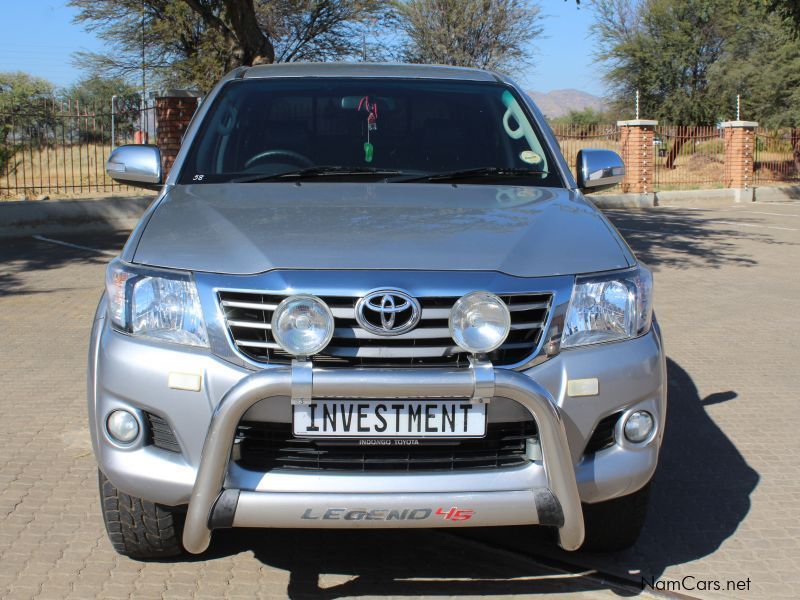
[{"left": 527, "top": 89, "right": 607, "bottom": 118}]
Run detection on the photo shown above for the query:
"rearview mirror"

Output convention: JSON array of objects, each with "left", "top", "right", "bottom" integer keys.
[
  {"left": 576, "top": 149, "right": 624, "bottom": 193},
  {"left": 106, "top": 145, "right": 162, "bottom": 190},
  {"left": 340, "top": 96, "right": 397, "bottom": 110}
]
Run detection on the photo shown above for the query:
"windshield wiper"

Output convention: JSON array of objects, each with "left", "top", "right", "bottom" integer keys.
[
  {"left": 231, "top": 166, "right": 404, "bottom": 183},
  {"left": 388, "top": 166, "right": 548, "bottom": 183}
]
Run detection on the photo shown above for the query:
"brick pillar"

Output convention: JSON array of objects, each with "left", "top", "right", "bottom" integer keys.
[
  {"left": 156, "top": 90, "right": 202, "bottom": 176},
  {"left": 617, "top": 119, "right": 658, "bottom": 194},
  {"left": 720, "top": 121, "right": 757, "bottom": 189}
]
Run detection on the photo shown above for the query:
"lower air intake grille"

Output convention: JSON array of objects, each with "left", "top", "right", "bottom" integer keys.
[
  {"left": 584, "top": 412, "right": 622, "bottom": 454},
  {"left": 234, "top": 421, "right": 537, "bottom": 472},
  {"left": 144, "top": 412, "right": 181, "bottom": 453},
  {"left": 218, "top": 291, "right": 552, "bottom": 367}
]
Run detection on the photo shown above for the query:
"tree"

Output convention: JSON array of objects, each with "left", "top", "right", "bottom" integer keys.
[
  {"left": 766, "top": 0, "right": 800, "bottom": 35},
  {"left": 181, "top": 0, "right": 274, "bottom": 65},
  {"left": 69, "top": 0, "right": 388, "bottom": 90},
  {"left": 62, "top": 76, "right": 140, "bottom": 108},
  {"left": 394, "top": 0, "right": 543, "bottom": 75},
  {"left": 590, "top": 0, "right": 750, "bottom": 126},
  {"left": 589, "top": 0, "right": 800, "bottom": 125},
  {"left": 61, "top": 76, "right": 143, "bottom": 143},
  {"left": 0, "top": 73, "right": 57, "bottom": 174},
  {"left": 590, "top": 0, "right": 800, "bottom": 171},
  {"left": 550, "top": 107, "right": 614, "bottom": 127},
  {"left": 0, "top": 72, "right": 55, "bottom": 110},
  {"left": 709, "top": 9, "right": 800, "bottom": 128}
]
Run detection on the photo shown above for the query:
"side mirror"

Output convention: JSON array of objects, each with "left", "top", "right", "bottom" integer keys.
[
  {"left": 106, "top": 145, "right": 162, "bottom": 190},
  {"left": 576, "top": 149, "right": 624, "bottom": 193}
]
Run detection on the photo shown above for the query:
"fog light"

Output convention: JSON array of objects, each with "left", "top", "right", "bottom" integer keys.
[
  {"left": 271, "top": 295, "right": 335, "bottom": 357},
  {"left": 449, "top": 291, "right": 511, "bottom": 354},
  {"left": 107, "top": 410, "right": 139, "bottom": 443},
  {"left": 624, "top": 410, "right": 654, "bottom": 443}
]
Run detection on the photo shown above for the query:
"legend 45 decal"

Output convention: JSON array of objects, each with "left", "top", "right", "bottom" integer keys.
[{"left": 301, "top": 507, "right": 475, "bottom": 522}]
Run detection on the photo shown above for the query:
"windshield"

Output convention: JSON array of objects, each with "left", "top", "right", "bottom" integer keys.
[{"left": 179, "top": 78, "right": 563, "bottom": 187}]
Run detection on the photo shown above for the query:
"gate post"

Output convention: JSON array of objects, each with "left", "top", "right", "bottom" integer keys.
[
  {"left": 155, "top": 90, "right": 202, "bottom": 177},
  {"left": 720, "top": 121, "right": 758, "bottom": 191},
  {"left": 617, "top": 119, "right": 658, "bottom": 194}
]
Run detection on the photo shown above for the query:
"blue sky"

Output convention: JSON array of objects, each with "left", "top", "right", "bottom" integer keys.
[{"left": 0, "top": 0, "right": 604, "bottom": 96}]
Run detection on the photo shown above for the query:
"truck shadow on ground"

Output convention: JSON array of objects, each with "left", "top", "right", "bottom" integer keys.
[
  {"left": 460, "top": 358, "right": 759, "bottom": 591},
  {"left": 195, "top": 357, "right": 758, "bottom": 598}
]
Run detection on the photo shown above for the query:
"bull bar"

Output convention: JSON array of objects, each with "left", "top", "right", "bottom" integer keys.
[{"left": 182, "top": 360, "right": 585, "bottom": 554}]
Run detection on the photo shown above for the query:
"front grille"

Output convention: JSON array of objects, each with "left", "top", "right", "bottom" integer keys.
[
  {"left": 218, "top": 291, "right": 552, "bottom": 367},
  {"left": 234, "top": 421, "right": 537, "bottom": 472},
  {"left": 144, "top": 412, "right": 181, "bottom": 453}
]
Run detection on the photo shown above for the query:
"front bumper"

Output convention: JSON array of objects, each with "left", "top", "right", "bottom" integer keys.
[
  {"left": 181, "top": 364, "right": 583, "bottom": 553},
  {"left": 88, "top": 310, "right": 666, "bottom": 554}
]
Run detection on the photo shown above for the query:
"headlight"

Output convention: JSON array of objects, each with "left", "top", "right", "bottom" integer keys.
[
  {"left": 105, "top": 258, "right": 208, "bottom": 347},
  {"left": 271, "top": 295, "right": 334, "bottom": 357},
  {"left": 562, "top": 266, "right": 653, "bottom": 349},
  {"left": 449, "top": 291, "right": 511, "bottom": 354}
]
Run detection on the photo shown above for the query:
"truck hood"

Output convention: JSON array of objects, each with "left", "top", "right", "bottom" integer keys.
[{"left": 133, "top": 183, "right": 633, "bottom": 277}]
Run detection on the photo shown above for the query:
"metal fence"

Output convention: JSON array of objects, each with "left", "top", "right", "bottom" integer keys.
[
  {"left": 0, "top": 98, "right": 155, "bottom": 198},
  {"left": 549, "top": 123, "right": 621, "bottom": 191},
  {"left": 653, "top": 125, "right": 725, "bottom": 190},
  {"left": 754, "top": 128, "right": 800, "bottom": 185},
  {"left": 3, "top": 105, "right": 800, "bottom": 198}
]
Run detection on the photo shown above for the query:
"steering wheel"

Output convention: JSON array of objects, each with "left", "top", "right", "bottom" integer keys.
[{"left": 244, "top": 149, "right": 314, "bottom": 169}]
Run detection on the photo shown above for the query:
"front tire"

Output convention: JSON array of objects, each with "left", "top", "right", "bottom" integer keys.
[
  {"left": 99, "top": 470, "right": 185, "bottom": 559},
  {"left": 579, "top": 483, "right": 650, "bottom": 552}
]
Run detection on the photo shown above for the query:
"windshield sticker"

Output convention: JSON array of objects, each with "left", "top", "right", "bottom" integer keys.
[{"left": 520, "top": 150, "right": 542, "bottom": 164}]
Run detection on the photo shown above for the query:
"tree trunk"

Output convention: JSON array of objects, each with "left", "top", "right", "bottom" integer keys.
[
  {"left": 792, "top": 128, "right": 800, "bottom": 177},
  {"left": 665, "top": 126, "right": 698, "bottom": 170},
  {"left": 181, "top": 0, "right": 274, "bottom": 66},
  {"left": 222, "top": 0, "right": 274, "bottom": 65}
]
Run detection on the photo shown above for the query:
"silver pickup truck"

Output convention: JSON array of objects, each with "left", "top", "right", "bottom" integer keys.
[{"left": 92, "top": 63, "right": 665, "bottom": 559}]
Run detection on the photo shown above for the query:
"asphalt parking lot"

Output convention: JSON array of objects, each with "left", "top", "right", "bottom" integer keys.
[{"left": 1, "top": 200, "right": 798, "bottom": 599}]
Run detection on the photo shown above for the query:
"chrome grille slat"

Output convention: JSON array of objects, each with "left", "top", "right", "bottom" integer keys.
[
  {"left": 228, "top": 320, "right": 272, "bottom": 330},
  {"left": 508, "top": 301, "right": 549, "bottom": 311},
  {"left": 218, "top": 290, "right": 552, "bottom": 367},
  {"left": 333, "top": 326, "right": 451, "bottom": 340},
  {"left": 236, "top": 340, "right": 281, "bottom": 349},
  {"left": 510, "top": 321, "right": 544, "bottom": 331},
  {"left": 420, "top": 308, "right": 451, "bottom": 319},
  {"left": 325, "top": 345, "right": 461, "bottom": 358},
  {"left": 221, "top": 300, "right": 278, "bottom": 310}
]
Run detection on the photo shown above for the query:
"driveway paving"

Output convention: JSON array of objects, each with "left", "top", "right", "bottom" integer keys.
[{"left": 1, "top": 200, "right": 798, "bottom": 599}]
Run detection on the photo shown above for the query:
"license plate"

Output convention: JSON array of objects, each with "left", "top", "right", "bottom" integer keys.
[{"left": 293, "top": 400, "right": 486, "bottom": 438}]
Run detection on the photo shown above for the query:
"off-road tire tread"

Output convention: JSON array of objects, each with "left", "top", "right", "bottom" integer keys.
[
  {"left": 580, "top": 483, "right": 650, "bottom": 552},
  {"left": 99, "top": 470, "right": 184, "bottom": 559}
]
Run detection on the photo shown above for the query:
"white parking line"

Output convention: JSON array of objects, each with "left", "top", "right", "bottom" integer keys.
[
  {"left": 615, "top": 220, "right": 798, "bottom": 233},
  {"left": 32, "top": 235, "right": 118, "bottom": 257},
  {"left": 732, "top": 209, "right": 800, "bottom": 218},
  {"left": 626, "top": 205, "right": 800, "bottom": 218},
  {"left": 709, "top": 220, "right": 799, "bottom": 232}
]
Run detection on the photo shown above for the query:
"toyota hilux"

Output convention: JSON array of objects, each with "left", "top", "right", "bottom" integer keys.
[{"left": 92, "top": 62, "right": 665, "bottom": 558}]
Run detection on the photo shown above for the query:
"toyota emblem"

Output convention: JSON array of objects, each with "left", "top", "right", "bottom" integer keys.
[{"left": 355, "top": 290, "right": 421, "bottom": 336}]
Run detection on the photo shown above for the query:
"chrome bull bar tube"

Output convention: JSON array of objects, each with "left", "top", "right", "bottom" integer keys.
[{"left": 182, "top": 363, "right": 584, "bottom": 554}]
